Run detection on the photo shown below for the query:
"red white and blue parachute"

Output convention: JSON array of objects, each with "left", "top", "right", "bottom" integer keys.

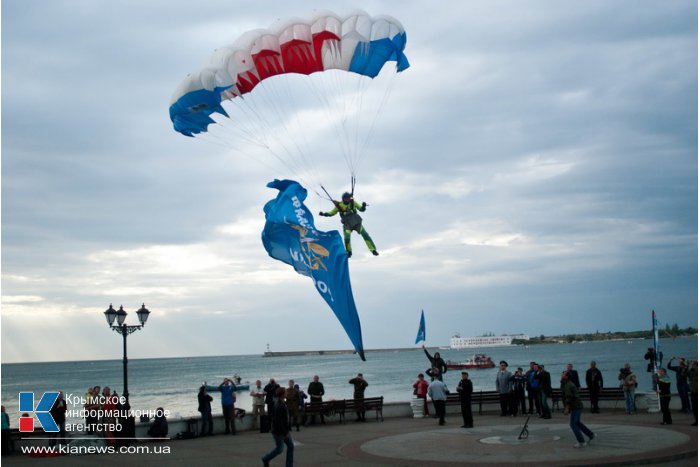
[{"left": 169, "top": 10, "right": 409, "bottom": 138}]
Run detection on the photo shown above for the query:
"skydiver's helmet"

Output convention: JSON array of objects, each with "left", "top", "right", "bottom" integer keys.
[{"left": 342, "top": 192, "right": 353, "bottom": 203}]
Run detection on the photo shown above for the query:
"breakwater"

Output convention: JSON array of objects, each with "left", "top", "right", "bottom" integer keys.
[{"left": 263, "top": 347, "right": 438, "bottom": 357}]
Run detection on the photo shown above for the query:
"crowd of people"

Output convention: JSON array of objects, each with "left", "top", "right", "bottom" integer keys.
[{"left": 416, "top": 348, "right": 698, "bottom": 448}]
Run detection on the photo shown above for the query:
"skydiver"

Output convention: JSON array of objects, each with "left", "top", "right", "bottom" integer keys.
[{"left": 319, "top": 192, "right": 378, "bottom": 258}]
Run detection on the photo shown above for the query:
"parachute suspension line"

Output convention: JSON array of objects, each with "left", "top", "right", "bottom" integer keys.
[
  {"left": 267, "top": 76, "right": 325, "bottom": 189},
  {"left": 194, "top": 123, "right": 307, "bottom": 184},
  {"left": 234, "top": 96, "right": 298, "bottom": 179},
  {"left": 235, "top": 87, "right": 313, "bottom": 183},
  {"left": 354, "top": 71, "right": 401, "bottom": 176},
  {"left": 221, "top": 94, "right": 311, "bottom": 184},
  {"left": 304, "top": 70, "right": 354, "bottom": 177},
  {"left": 351, "top": 67, "right": 370, "bottom": 173},
  {"left": 275, "top": 75, "right": 325, "bottom": 189},
  {"left": 244, "top": 82, "right": 308, "bottom": 174}
]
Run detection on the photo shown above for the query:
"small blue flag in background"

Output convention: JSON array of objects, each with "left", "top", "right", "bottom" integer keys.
[
  {"left": 261, "top": 179, "right": 365, "bottom": 360},
  {"left": 415, "top": 309, "right": 426, "bottom": 344}
]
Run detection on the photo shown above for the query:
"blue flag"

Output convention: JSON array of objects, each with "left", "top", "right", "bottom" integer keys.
[
  {"left": 415, "top": 309, "right": 426, "bottom": 344},
  {"left": 261, "top": 179, "right": 365, "bottom": 360}
]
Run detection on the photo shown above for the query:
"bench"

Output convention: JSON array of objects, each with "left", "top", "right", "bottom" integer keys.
[
  {"left": 445, "top": 391, "right": 501, "bottom": 415},
  {"left": 345, "top": 396, "right": 384, "bottom": 422},
  {"left": 303, "top": 400, "right": 346, "bottom": 424},
  {"left": 551, "top": 387, "right": 624, "bottom": 411},
  {"left": 303, "top": 397, "right": 385, "bottom": 424}
]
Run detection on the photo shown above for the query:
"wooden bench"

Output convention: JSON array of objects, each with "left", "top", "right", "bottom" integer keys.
[
  {"left": 303, "top": 400, "right": 346, "bottom": 424},
  {"left": 551, "top": 387, "right": 624, "bottom": 411},
  {"left": 445, "top": 391, "right": 501, "bottom": 415},
  {"left": 344, "top": 396, "right": 384, "bottom": 422}
]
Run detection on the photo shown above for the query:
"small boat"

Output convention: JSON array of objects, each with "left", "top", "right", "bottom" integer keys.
[{"left": 446, "top": 353, "right": 496, "bottom": 369}]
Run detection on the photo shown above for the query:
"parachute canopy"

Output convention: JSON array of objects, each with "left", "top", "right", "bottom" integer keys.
[
  {"left": 169, "top": 10, "right": 409, "bottom": 137},
  {"left": 262, "top": 179, "right": 365, "bottom": 360}
]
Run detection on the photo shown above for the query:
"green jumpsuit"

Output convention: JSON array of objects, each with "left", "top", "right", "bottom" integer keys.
[{"left": 321, "top": 200, "right": 376, "bottom": 255}]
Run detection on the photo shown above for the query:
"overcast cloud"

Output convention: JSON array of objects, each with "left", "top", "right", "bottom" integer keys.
[{"left": 2, "top": 0, "right": 697, "bottom": 363}]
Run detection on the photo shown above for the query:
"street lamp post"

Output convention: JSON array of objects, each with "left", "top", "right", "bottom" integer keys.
[{"left": 103, "top": 303, "right": 150, "bottom": 409}]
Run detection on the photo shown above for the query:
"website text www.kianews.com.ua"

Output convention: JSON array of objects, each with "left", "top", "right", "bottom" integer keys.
[{"left": 20, "top": 444, "right": 171, "bottom": 456}]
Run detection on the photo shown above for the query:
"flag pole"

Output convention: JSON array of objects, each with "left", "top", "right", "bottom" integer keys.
[{"left": 647, "top": 310, "right": 661, "bottom": 413}]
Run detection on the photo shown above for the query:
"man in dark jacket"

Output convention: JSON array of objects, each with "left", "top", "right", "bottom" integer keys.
[
  {"left": 561, "top": 371, "right": 595, "bottom": 448},
  {"left": 422, "top": 345, "right": 448, "bottom": 381},
  {"left": 262, "top": 387, "right": 294, "bottom": 467},
  {"left": 536, "top": 364, "right": 552, "bottom": 419},
  {"left": 49, "top": 391, "right": 67, "bottom": 446},
  {"left": 667, "top": 357, "right": 691, "bottom": 414},
  {"left": 566, "top": 363, "right": 581, "bottom": 388},
  {"left": 264, "top": 379, "right": 280, "bottom": 418},
  {"left": 585, "top": 361, "right": 604, "bottom": 413},
  {"left": 456, "top": 372, "right": 473, "bottom": 428},
  {"left": 306, "top": 375, "right": 325, "bottom": 425},
  {"left": 349, "top": 373, "right": 368, "bottom": 421},
  {"left": 198, "top": 386, "right": 213, "bottom": 436}
]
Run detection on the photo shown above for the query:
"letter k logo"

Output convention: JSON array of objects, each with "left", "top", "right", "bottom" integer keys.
[{"left": 18, "top": 392, "right": 59, "bottom": 432}]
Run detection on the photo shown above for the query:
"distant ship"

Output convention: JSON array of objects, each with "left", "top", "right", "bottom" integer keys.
[{"left": 446, "top": 353, "right": 496, "bottom": 369}]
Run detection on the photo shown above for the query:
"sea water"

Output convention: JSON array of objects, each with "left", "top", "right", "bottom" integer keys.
[{"left": 1, "top": 337, "right": 696, "bottom": 423}]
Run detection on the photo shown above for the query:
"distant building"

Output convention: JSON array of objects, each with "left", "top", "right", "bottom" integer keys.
[{"left": 449, "top": 333, "right": 530, "bottom": 349}]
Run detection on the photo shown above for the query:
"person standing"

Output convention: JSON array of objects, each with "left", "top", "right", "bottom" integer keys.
[
  {"left": 422, "top": 345, "right": 448, "bottom": 381},
  {"left": 657, "top": 368, "right": 673, "bottom": 425},
  {"left": 49, "top": 391, "right": 67, "bottom": 446},
  {"left": 427, "top": 370, "right": 449, "bottom": 425},
  {"left": 218, "top": 378, "right": 237, "bottom": 434},
  {"left": 511, "top": 367, "right": 527, "bottom": 416},
  {"left": 644, "top": 347, "right": 658, "bottom": 373},
  {"left": 349, "top": 373, "right": 368, "bottom": 422},
  {"left": 689, "top": 360, "right": 698, "bottom": 426},
  {"left": 250, "top": 380, "right": 266, "bottom": 431},
  {"left": 413, "top": 373, "right": 430, "bottom": 416},
  {"left": 198, "top": 385, "right": 214, "bottom": 436},
  {"left": 622, "top": 366, "right": 638, "bottom": 414},
  {"left": 262, "top": 387, "right": 294, "bottom": 467},
  {"left": 618, "top": 363, "right": 632, "bottom": 388},
  {"left": 667, "top": 357, "right": 691, "bottom": 414},
  {"left": 561, "top": 370, "right": 596, "bottom": 448},
  {"left": 566, "top": 363, "right": 581, "bottom": 388},
  {"left": 264, "top": 379, "right": 280, "bottom": 419},
  {"left": 526, "top": 362, "right": 541, "bottom": 415},
  {"left": 306, "top": 375, "right": 325, "bottom": 425},
  {"left": 456, "top": 372, "right": 473, "bottom": 428},
  {"left": 285, "top": 380, "right": 301, "bottom": 432},
  {"left": 585, "top": 361, "right": 604, "bottom": 413},
  {"left": 496, "top": 361, "right": 512, "bottom": 416},
  {"left": 537, "top": 364, "right": 552, "bottom": 419},
  {"left": 1, "top": 405, "right": 11, "bottom": 455}
]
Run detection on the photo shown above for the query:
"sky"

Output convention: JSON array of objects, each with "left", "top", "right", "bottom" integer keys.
[{"left": 2, "top": 0, "right": 697, "bottom": 363}]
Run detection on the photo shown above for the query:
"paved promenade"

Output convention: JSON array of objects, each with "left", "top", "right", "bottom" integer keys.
[{"left": 5, "top": 410, "right": 697, "bottom": 466}]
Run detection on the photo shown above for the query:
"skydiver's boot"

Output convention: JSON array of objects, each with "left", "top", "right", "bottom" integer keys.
[
  {"left": 347, "top": 250, "right": 352, "bottom": 258},
  {"left": 372, "top": 250, "right": 379, "bottom": 256}
]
